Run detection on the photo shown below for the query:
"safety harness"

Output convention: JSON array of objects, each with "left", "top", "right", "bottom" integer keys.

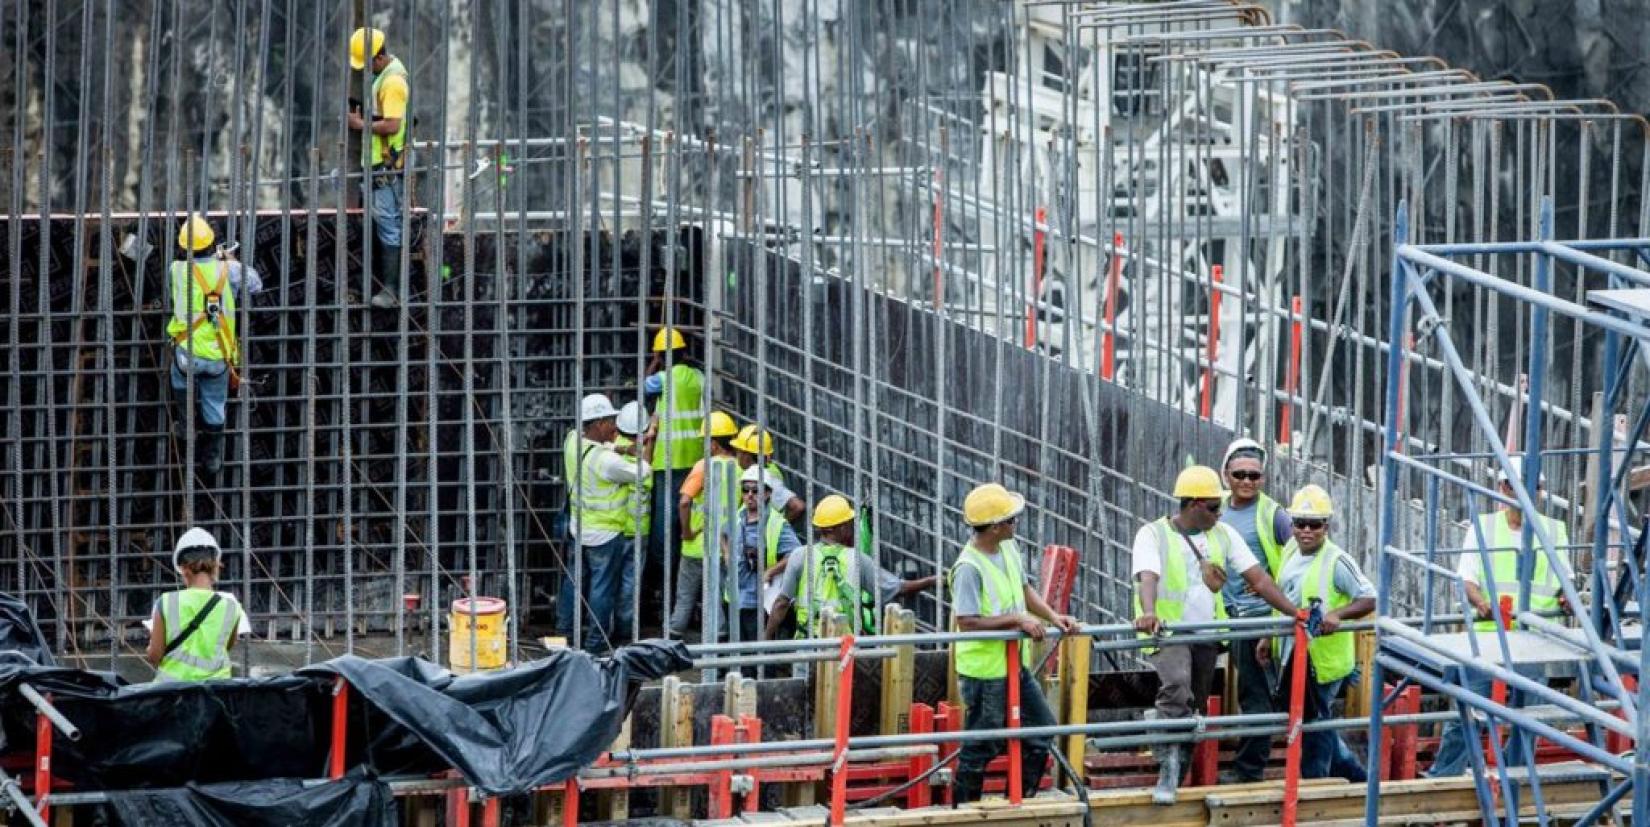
[{"left": 170, "top": 260, "right": 242, "bottom": 390}]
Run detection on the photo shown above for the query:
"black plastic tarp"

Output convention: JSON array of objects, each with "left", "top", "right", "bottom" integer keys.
[
  {"left": 97, "top": 772, "right": 396, "bottom": 827},
  {"left": 0, "top": 593, "right": 52, "bottom": 667}
]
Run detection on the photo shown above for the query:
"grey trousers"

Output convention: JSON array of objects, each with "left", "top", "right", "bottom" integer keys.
[
  {"left": 669, "top": 555, "right": 704, "bottom": 639},
  {"left": 1149, "top": 643, "right": 1220, "bottom": 720}
]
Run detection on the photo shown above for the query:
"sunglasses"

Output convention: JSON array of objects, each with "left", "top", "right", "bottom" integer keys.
[
  {"left": 1294, "top": 519, "right": 1328, "bottom": 531},
  {"left": 1199, "top": 499, "right": 1223, "bottom": 515},
  {"left": 741, "top": 485, "right": 761, "bottom": 494},
  {"left": 1229, "top": 470, "right": 1263, "bottom": 482}
]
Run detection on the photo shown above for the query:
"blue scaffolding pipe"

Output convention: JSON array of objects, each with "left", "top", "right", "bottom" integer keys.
[
  {"left": 1400, "top": 245, "right": 1650, "bottom": 343},
  {"left": 1385, "top": 452, "right": 1520, "bottom": 507}
]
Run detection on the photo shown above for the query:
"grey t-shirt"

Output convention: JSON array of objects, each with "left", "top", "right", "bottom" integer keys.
[
  {"left": 777, "top": 544, "right": 886, "bottom": 601},
  {"left": 951, "top": 544, "right": 1031, "bottom": 617}
]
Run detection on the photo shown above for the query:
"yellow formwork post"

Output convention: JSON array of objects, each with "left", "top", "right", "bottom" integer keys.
[
  {"left": 1060, "top": 633, "right": 1091, "bottom": 782},
  {"left": 881, "top": 605, "right": 916, "bottom": 734}
]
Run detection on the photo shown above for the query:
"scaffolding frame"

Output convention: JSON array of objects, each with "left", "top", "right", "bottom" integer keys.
[{"left": 1368, "top": 196, "right": 1650, "bottom": 824}]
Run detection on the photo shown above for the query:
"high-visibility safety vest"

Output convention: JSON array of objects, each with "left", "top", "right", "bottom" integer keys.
[
  {"left": 369, "top": 58, "right": 409, "bottom": 169},
  {"left": 1466, "top": 511, "right": 1568, "bottom": 631},
  {"left": 723, "top": 508, "right": 788, "bottom": 605},
  {"left": 167, "top": 258, "right": 240, "bottom": 365},
  {"left": 1253, "top": 493, "right": 1285, "bottom": 577},
  {"left": 564, "top": 430, "right": 629, "bottom": 538},
  {"left": 681, "top": 455, "right": 740, "bottom": 559},
  {"left": 1132, "top": 519, "right": 1231, "bottom": 649},
  {"left": 651, "top": 364, "right": 705, "bottom": 470},
  {"left": 950, "top": 540, "right": 1032, "bottom": 679},
  {"left": 156, "top": 588, "right": 240, "bottom": 681},
  {"left": 613, "top": 435, "right": 653, "bottom": 538},
  {"left": 795, "top": 542, "right": 878, "bottom": 637},
  {"left": 1280, "top": 539, "right": 1357, "bottom": 685}
]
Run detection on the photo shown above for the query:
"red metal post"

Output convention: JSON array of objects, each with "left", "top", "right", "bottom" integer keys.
[
  {"left": 1393, "top": 685, "right": 1421, "bottom": 780},
  {"left": 936, "top": 701, "right": 961, "bottom": 807},
  {"left": 932, "top": 168, "right": 945, "bottom": 310},
  {"left": 329, "top": 677, "right": 349, "bottom": 779},
  {"left": 1101, "top": 232, "right": 1124, "bottom": 381},
  {"left": 1609, "top": 676, "right": 1637, "bottom": 755},
  {"left": 1193, "top": 695, "right": 1220, "bottom": 785},
  {"left": 740, "top": 715, "right": 763, "bottom": 813},
  {"left": 828, "top": 634, "right": 857, "bottom": 827},
  {"left": 709, "top": 715, "right": 736, "bottom": 819},
  {"left": 1281, "top": 619, "right": 1308, "bottom": 827},
  {"left": 1028, "top": 206, "right": 1047, "bottom": 348},
  {"left": 1280, "top": 295, "right": 1303, "bottom": 445},
  {"left": 1200, "top": 265, "right": 1224, "bottom": 421},
  {"left": 34, "top": 692, "right": 51, "bottom": 822},
  {"left": 481, "top": 797, "right": 501, "bottom": 827},
  {"left": 1006, "top": 639, "right": 1023, "bottom": 805},
  {"left": 908, "top": 704, "right": 935, "bottom": 809},
  {"left": 562, "top": 779, "right": 579, "bottom": 827}
]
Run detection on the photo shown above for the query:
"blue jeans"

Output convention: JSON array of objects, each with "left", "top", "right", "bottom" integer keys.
[
  {"left": 556, "top": 534, "right": 630, "bottom": 654},
  {"left": 612, "top": 534, "right": 639, "bottom": 644},
  {"left": 1284, "top": 652, "right": 1366, "bottom": 781},
  {"left": 170, "top": 354, "right": 230, "bottom": 427},
  {"left": 1425, "top": 671, "right": 1535, "bottom": 777},
  {"left": 364, "top": 175, "right": 404, "bottom": 247}
]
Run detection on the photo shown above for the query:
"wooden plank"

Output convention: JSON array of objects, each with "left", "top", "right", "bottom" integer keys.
[
  {"left": 593, "top": 714, "right": 632, "bottom": 820},
  {"left": 658, "top": 676, "right": 695, "bottom": 819},
  {"left": 881, "top": 606, "right": 917, "bottom": 735},
  {"left": 1343, "top": 631, "right": 1375, "bottom": 718},
  {"left": 1059, "top": 633, "right": 1090, "bottom": 781}
]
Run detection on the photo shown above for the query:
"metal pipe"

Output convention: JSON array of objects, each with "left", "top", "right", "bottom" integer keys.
[{"left": 16, "top": 684, "right": 79, "bottom": 741}]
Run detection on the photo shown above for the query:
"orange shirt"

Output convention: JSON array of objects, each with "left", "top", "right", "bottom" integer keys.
[{"left": 679, "top": 459, "right": 706, "bottom": 498}]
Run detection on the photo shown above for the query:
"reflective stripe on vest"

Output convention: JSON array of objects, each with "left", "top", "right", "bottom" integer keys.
[
  {"left": 370, "top": 59, "right": 409, "bottom": 169},
  {"left": 796, "top": 542, "right": 877, "bottom": 637},
  {"left": 723, "top": 508, "right": 788, "bottom": 605},
  {"left": 613, "top": 435, "right": 652, "bottom": 537},
  {"left": 1469, "top": 511, "right": 1567, "bottom": 630},
  {"left": 951, "top": 540, "right": 1031, "bottom": 679},
  {"left": 1133, "top": 518, "right": 1231, "bottom": 634},
  {"left": 564, "top": 430, "right": 629, "bottom": 537},
  {"left": 166, "top": 259, "right": 237, "bottom": 363},
  {"left": 1255, "top": 493, "right": 1284, "bottom": 577},
  {"left": 651, "top": 364, "right": 706, "bottom": 469},
  {"left": 1289, "top": 539, "right": 1356, "bottom": 685},
  {"left": 157, "top": 589, "right": 238, "bottom": 681},
  {"left": 681, "top": 455, "right": 740, "bottom": 559}
]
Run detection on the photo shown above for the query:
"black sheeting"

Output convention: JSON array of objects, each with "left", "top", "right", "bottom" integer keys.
[
  {"left": 98, "top": 772, "right": 396, "bottom": 827},
  {"left": 0, "top": 593, "right": 52, "bottom": 667}
]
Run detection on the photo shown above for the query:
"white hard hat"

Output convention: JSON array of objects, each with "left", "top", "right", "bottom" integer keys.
[
  {"left": 1222, "top": 437, "right": 1267, "bottom": 470},
  {"left": 1495, "top": 456, "right": 1546, "bottom": 487},
  {"left": 580, "top": 393, "right": 619, "bottom": 423},
  {"left": 740, "top": 463, "right": 786, "bottom": 489},
  {"left": 616, "top": 400, "right": 646, "bottom": 436},
  {"left": 173, "top": 527, "right": 222, "bottom": 570}
]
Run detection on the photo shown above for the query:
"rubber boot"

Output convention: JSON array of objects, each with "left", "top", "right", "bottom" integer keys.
[
  {"left": 1021, "top": 757, "right": 1048, "bottom": 801},
  {"left": 952, "top": 770, "right": 984, "bottom": 806},
  {"left": 1151, "top": 742, "right": 1181, "bottom": 806},
  {"left": 370, "top": 241, "right": 402, "bottom": 309},
  {"left": 202, "top": 425, "right": 225, "bottom": 475}
]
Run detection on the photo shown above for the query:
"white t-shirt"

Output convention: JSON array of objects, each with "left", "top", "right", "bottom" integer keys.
[{"left": 1131, "top": 521, "right": 1259, "bottom": 624}]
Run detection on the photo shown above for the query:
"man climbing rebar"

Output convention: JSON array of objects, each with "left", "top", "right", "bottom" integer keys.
[
  {"left": 1131, "top": 465, "right": 1297, "bottom": 805},
  {"left": 1218, "top": 438, "right": 1294, "bottom": 783},
  {"left": 347, "top": 27, "right": 411, "bottom": 309},
  {"left": 167, "top": 213, "right": 262, "bottom": 476},
  {"left": 948, "top": 482, "right": 1077, "bottom": 804}
]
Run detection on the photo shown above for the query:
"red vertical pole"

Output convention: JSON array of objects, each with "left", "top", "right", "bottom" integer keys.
[
  {"left": 1006, "top": 639, "right": 1023, "bottom": 805},
  {"left": 908, "top": 704, "right": 935, "bottom": 809},
  {"left": 709, "top": 715, "right": 736, "bottom": 819},
  {"left": 329, "top": 677, "right": 349, "bottom": 779},
  {"left": 562, "top": 779, "right": 579, "bottom": 827},
  {"left": 34, "top": 693, "right": 51, "bottom": 822},
  {"left": 481, "top": 797, "right": 502, "bottom": 827},
  {"left": 1101, "top": 232, "right": 1124, "bottom": 381},
  {"left": 932, "top": 168, "right": 945, "bottom": 310},
  {"left": 1028, "top": 206, "right": 1047, "bottom": 348},
  {"left": 1193, "top": 695, "right": 1220, "bottom": 786},
  {"left": 1281, "top": 620, "right": 1308, "bottom": 827},
  {"left": 936, "top": 702, "right": 961, "bottom": 807},
  {"left": 451, "top": 782, "right": 471, "bottom": 827},
  {"left": 829, "top": 634, "right": 857, "bottom": 827},
  {"left": 1379, "top": 681, "right": 1395, "bottom": 781},
  {"left": 1280, "top": 295, "right": 1303, "bottom": 445},
  {"left": 741, "top": 715, "right": 763, "bottom": 813},
  {"left": 1393, "top": 685, "right": 1421, "bottom": 780},
  {"left": 1200, "top": 265, "right": 1224, "bottom": 421}
]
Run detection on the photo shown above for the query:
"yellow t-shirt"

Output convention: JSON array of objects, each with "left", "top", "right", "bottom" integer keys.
[{"left": 377, "top": 74, "right": 409, "bottom": 121}]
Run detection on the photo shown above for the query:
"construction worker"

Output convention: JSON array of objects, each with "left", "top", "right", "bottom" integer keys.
[
  {"left": 1219, "top": 437, "right": 1294, "bottom": 783},
  {"left": 1132, "top": 465, "right": 1298, "bottom": 805},
  {"left": 728, "top": 464, "right": 801, "bottom": 641},
  {"left": 670, "top": 410, "right": 740, "bottom": 640},
  {"left": 559, "top": 393, "right": 651, "bottom": 654},
  {"left": 731, "top": 424, "right": 807, "bottom": 522},
  {"left": 1424, "top": 457, "right": 1568, "bottom": 778},
  {"left": 645, "top": 327, "right": 705, "bottom": 620},
  {"left": 347, "top": 27, "right": 411, "bottom": 309},
  {"left": 167, "top": 213, "right": 262, "bottom": 476},
  {"left": 610, "top": 400, "right": 655, "bottom": 645},
  {"left": 765, "top": 495, "right": 935, "bottom": 640},
  {"left": 146, "top": 527, "right": 249, "bottom": 681},
  {"left": 949, "top": 483, "right": 1078, "bottom": 804},
  {"left": 1260, "top": 485, "right": 1375, "bottom": 781}
]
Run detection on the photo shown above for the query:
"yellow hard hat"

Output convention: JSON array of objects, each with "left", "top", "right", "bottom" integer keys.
[
  {"left": 704, "top": 410, "right": 739, "bottom": 438},
  {"left": 963, "top": 483, "right": 1025, "bottom": 527},
  {"left": 652, "top": 327, "right": 687, "bottom": 352},
  {"left": 1288, "top": 484, "right": 1334, "bottom": 520},
  {"left": 1172, "top": 465, "right": 1227, "bottom": 499},
  {"left": 812, "top": 495, "right": 856, "bottom": 528},
  {"left": 177, "top": 213, "right": 215, "bottom": 251},
  {"left": 349, "top": 28, "right": 386, "bottom": 70},
  {"left": 732, "top": 424, "right": 775, "bottom": 456}
]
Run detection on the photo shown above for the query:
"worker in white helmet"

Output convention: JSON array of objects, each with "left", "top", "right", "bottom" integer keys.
[
  {"left": 609, "top": 400, "right": 656, "bottom": 645},
  {"left": 145, "top": 527, "right": 250, "bottom": 681},
  {"left": 560, "top": 393, "right": 651, "bottom": 654}
]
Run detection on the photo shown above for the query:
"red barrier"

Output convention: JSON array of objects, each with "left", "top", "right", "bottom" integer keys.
[
  {"left": 908, "top": 704, "right": 935, "bottom": 808},
  {"left": 1101, "top": 233, "right": 1125, "bottom": 381},
  {"left": 1193, "top": 695, "right": 1220, "bottom": 786},
  {"left": 709, "top": 715, "right": 737, "bottom": 819},
  {"left": 1200, "top": 265, "right": 1224, "bottom": 421},
  {"left": 34, "top": 692, "right": 51, "bottom": 822},
  {"left": 1391, "top": 685, "right": 1421, "bottom": 780},
  {"left": 1282, "top": 618, "right": 1308, "bottom": 827},
  {"left": 828, "top": 635, "right": 857, "bottom": 826},
  {"left": 329, "top": 678, "right": 349, "bottom": 779},
  {"left": 1006, "top": 639, "right": 1023, "bottom": 805}
]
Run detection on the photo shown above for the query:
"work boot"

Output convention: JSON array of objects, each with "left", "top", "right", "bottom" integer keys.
[
  {"left": 952, "top": 771, "right": 983, "bottom": 806},
  {"left": 1151, "top": 742, "right": 1182, "bottom": 806},
  {"left": 202, "top": 426, "right": 225, "bottom": 475},
  {"left": 370, "top": 242, "right": 402, "bottom": 309},
  {"left": 1021, "top": 759, "right": 1048, "bottom": 800}
]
